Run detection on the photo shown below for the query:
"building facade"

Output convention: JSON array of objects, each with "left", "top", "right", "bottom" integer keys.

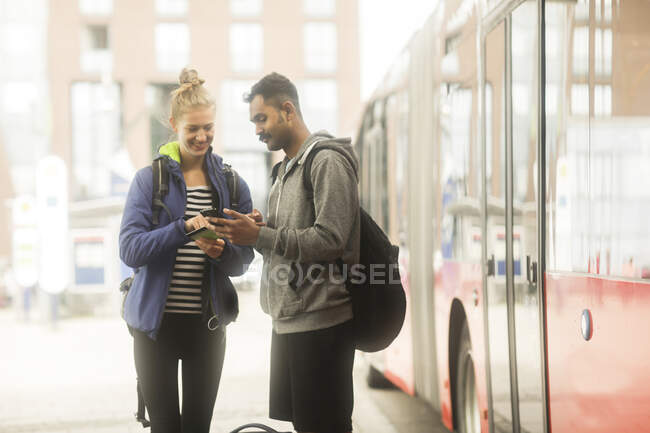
[{"left": 0, "top": 0, "right": 360, "bottom": 302}]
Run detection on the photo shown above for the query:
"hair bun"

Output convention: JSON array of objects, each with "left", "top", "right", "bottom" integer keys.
[{"left": 179, "top": 68, "right": 205, "bottom": 87}]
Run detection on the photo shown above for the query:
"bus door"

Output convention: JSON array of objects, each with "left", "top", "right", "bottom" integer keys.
[{"left": 482, "top": 2, "right": 547, "bottom": 433}]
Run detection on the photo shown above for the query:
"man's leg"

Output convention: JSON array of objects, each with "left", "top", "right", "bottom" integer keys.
[
  {"left": 269, "top": 329, "right": 295, "bottom": 423},
  {"left": 286, "top": 320, "right": 355, "bottom": 433}
]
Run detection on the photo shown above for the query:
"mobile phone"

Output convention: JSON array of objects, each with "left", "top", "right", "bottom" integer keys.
[
  {"left": 187, "top": 227, "right": 221, "bottom": 241},
  {"left": 200, "top": 208, "right": 220, "bottom": 218}
]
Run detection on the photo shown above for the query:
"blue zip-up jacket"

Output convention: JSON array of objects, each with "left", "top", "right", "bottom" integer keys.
[{"left": 119, "top": 142, "right": 255, "bottom": 339}]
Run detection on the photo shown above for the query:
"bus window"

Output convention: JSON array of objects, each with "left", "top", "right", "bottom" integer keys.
[
  {"left": 439, "top": 84, "right": 479, "bottom": 262},
  {"left": 588, "top": 2, "right": 650, "bottom": 280},
  {"left": 384, "top": 91, "right": 409, "bottom": 248},
  {"left": 359, "top": 100, "right": 389, "bottom": 232},
  {"left": 545, "top": 1, "right": 591, "bottom": 274}
]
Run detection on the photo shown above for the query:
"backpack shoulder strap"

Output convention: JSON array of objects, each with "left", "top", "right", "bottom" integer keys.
[
  {"left": 301, "top": 144, "right": 356, "bottom": 201},
  {"left": 222, "top": 163, "right": 240, "bottom": 210},
  {"left": 270, "top": 161, "right": 282, "bottom": 186},
  {"left": 151, "top": 157, "right": 172, "bottom": 226}
]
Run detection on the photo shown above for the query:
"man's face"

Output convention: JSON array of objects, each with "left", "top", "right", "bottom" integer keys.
[
  {"left": 249, "top": 94, "right": 291, "bottom": 152},
  {"left": 173, "top": 106, "right": 215, "bottom": 157}
]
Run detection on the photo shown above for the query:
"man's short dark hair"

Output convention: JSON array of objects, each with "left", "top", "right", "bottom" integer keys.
[{"left": 244, "top": 72, "right": 302, "bottom": 116}]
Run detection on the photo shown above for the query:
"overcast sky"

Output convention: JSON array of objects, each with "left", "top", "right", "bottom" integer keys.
[{"left": 358, "top": 0, "right": 437, "bottom": 101}]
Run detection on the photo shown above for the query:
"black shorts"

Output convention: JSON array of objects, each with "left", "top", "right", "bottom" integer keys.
[{"left": 269, "top": 320, "right": 355, "bottom": 433}]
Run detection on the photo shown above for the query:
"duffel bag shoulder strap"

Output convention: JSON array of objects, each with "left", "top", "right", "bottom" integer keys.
[{"left": 151, "top": 157, "right": 173, "bottom": 226}]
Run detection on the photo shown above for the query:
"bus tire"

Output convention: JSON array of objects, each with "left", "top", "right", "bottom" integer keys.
[
  {"left": 366, "top": 364, "right": 394, "bottom": 389},
  {"left": 454, "top": 320, "right": 480, "bottom": 433}
]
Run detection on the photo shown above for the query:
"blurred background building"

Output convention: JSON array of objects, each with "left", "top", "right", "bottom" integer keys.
[{"left": 0, "top": 0, "right": 360, "bottom": 308}]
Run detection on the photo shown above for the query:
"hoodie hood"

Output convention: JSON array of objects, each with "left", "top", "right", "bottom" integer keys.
[
  {"left": 157, "top": 141, "right": 182, "bottom": 164},
  {"left": 157, "top": 141, "right": 223, "bottom": 169},
  {"left": 295, "top": 130, "right": 359, "bottom": 174}
]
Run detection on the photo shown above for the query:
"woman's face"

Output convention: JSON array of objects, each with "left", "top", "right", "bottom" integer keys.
[{"left": 172, "top": 106, "right": 215, "bottom": 158}]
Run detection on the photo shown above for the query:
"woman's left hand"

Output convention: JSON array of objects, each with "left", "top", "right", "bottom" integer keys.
[{"left": 195, "top": 237, "right": 226, "bottom": 259}]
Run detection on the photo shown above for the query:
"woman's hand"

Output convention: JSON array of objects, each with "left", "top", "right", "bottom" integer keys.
[
  {"left": 184, "top": 214, "right": 217, "bottom": 233},
  {"left": 195, "top": 237, "right": 226, "bottom": 259}
]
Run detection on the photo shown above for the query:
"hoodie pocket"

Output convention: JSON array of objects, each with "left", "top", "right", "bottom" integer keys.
[{"left": 264, "top": 259, "right": 304, "bottom": 319}]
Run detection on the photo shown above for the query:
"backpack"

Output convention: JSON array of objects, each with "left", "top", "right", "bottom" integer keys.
[
  {"left": 122, "top": 156, "right": 240, "bottom": 428},
  {"left": 151, "top": 156, "right": 240, "bottom": 226},
  {"left": 272, "top": 143, "right": 407, "bottom": 353}
]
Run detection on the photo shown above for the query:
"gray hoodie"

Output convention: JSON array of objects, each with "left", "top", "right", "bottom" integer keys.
[{"left": 255, "top": 131, "right": 360, "bottom": 334}]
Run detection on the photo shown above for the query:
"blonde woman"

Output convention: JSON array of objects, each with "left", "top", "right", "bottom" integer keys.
[{"left": 119, "top": 68, "right": 254, "bottom": 433}]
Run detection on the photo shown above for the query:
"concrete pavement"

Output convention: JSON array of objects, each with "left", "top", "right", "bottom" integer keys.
[{"left": 0, "top": 288, "right": 449, "bottom": 433}]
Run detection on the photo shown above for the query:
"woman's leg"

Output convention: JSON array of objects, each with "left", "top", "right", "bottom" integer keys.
[
  {"left": 133, "top": 319, "right": 182, "bottom": 433},
  {"left": 180, "top": 321, "right": 227, "bottom": 433}
]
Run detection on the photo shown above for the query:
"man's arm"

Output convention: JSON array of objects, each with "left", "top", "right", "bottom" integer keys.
[
  {"left": 255, "top": 151, "right": 358, "bottom": 263},
  {"left": 207, "top": 175, "right": 255, "bottom": 276}
]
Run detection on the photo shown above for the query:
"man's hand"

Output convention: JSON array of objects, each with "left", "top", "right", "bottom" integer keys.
[
  {"left": 195, "top": 237, "right": 226, "bottom": 259},
  {"left": 212, "top": 208, "right": 261, "bottom": 246},
  {"left": 247, "top": 208, "right": 266, "bottom": 227}
]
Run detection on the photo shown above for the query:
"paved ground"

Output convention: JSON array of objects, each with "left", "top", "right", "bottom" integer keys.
[{"left": 0, "top": 288, "right": 450, "bottom": 433}]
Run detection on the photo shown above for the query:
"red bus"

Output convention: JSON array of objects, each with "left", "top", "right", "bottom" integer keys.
[{"left": 355, "top": 1, "right": 650, "bottom": 432}]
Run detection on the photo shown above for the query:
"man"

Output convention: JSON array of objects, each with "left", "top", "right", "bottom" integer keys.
[{"left": 213, "top": 72, "right": 360, "bottom": 433}]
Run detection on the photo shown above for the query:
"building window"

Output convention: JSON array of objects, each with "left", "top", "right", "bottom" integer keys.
[
  {"left": 230, "top": 0, "right": 262, "bottom": 16},
  {"left": 2, "top": 23, "right": 39, "bottom": 76},
  {"left": 70, "top": 82, "right": 122, "bottom": 199},
  {"left": 300, "top": 80, "right": 338, "bottom": 134},
  {"left": 303, "top": 0, "right": 335, "bottom": 17},
  {"left": 2, "top": 82, "right": 38, "bottom": 115},
  {"left": 571, "top": 84, "right": 589, "bottom": 116},
  {"left": 79, "top": 0, "right": 112, "bottom": 15},
  {"left": 221, "top": 80, "right": 269, "bottom": 214},
  {"left": 572, "top": 26, "right": 589, "bottom": 76},
  {"left": 146, "top": 83, "right": 176, "bottom": 157},
  {"left": 595, "top": 28, "right": 612, "bottom": 77},
  {"left": 2, "top": 81, "right": 46, "bottom": 170},
  {"left": 2, "top": 0, "right": 41, "bottom": 22},
  {"left": 303, "top": 23, "right": 337, "bottom": 73},
  {"left": 155, "top": 23, "right": 190, "bottom": 73},
  {"left": 220, "top": 80, "right": 257, "bottom": 151},
  {"left": 81, "top": 25, "right": 112, "bottom": 73},
  {"left": 155, "top": 0, "right": 187, "bottom": 16},
  {"left": 594, "top": 85, "right": 612, "bottom": 117},
  {"left": 229, "top": 24, "right": 263, "bottom": 73},
  {"left": 221, "top": 151, "right": 270, "bottom": 215},
  {"left": 574, "top": 0, "right": 588, "bottom": 21}
]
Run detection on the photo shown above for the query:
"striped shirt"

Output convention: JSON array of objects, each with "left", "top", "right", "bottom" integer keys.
[{"left": 164, "top": 185, "right": 213, "bottom": 314}]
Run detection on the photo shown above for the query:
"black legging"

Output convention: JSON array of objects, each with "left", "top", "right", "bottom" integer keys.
[{"left": 133, "top": 313, "right": 226, "bottom": 433}]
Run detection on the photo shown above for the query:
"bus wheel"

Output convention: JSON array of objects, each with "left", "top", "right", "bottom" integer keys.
[
  {"left": 454, "top": 321, "right": 480, "bottom": 433},
  {"left": 366, "top": 364, "right": 394, "bottom": 389}
]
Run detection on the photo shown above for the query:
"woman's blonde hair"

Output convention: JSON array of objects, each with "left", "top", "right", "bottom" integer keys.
[{"left": 170, "top": 68, "right": 215, "bottom": 121}]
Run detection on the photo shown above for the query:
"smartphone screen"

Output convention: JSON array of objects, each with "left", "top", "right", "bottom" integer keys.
[{"left": 187, "top": 227, "right": 221, "bottom": 241}]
